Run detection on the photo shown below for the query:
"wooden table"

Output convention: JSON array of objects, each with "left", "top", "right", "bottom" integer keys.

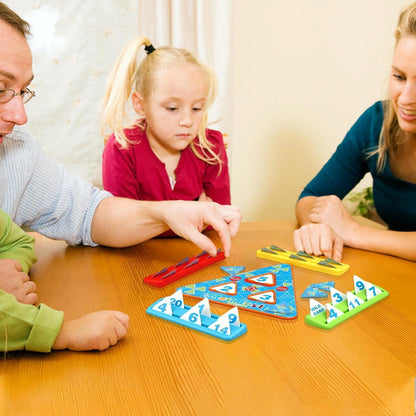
[{"left": 1, "top": 221, "right": 415, "bottom": 415}]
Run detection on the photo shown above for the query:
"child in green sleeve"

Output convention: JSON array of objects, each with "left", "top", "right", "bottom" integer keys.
[{"left": 0, "top": 209, "right": 129, "bottom": 353}]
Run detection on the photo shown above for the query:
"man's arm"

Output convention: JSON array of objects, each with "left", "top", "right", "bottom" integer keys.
[{"left": 91, "top": 198, "right": 242, "bottom": 257}]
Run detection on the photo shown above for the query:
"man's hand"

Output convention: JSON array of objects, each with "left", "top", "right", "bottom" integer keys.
[
  {"left": 92, "top": 198, "right": 242, "bottom": 256},
  {"left": 0, "top": 259, "right": 37, "bottom": 304},
  {"left": 160, "top": 201, "right": 242, "bottom": 257}
]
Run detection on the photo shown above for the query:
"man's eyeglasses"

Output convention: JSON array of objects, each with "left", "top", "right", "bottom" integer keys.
[{"left": 0, "top": 87, "right": 35, "bottom": 104}]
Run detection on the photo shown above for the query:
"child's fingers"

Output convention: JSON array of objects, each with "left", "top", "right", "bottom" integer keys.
[
  {"left": 112, "top": 311, "right": 129, "bottom": 339},
  {"left": 113, "top": 311, "right": 129, "bottom": 327}
]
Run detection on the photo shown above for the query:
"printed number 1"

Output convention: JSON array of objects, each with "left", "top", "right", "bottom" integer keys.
[
  {"left": 349, "top": 299, "right": 361, "bottom": 309},
  {"left": 212, "top": 324, "right": 230, "bottom": 335}
]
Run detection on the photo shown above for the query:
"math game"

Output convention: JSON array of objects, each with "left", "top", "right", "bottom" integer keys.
[
  {"left": 146, "top": 289, "right": 247, "bottom": 341},
  {"left": 256, "top": 245, "right": 349, "bottom": 276},
  {"left": 143, "top": 249, "right": 225, "bottom": 287},
  {"left": 305, "top": 275, "right": 388, "bottom": 329},
  {"left": 177, "top": 264, "right": 298, "bottom": 319}
]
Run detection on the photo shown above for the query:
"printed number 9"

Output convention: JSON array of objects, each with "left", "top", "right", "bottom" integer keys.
[
  {"left": 356, "top": 281, "right": 365, "bottom": 291},
  {"left": 228, "top": 314, "right": 237, "bottom": 324}
]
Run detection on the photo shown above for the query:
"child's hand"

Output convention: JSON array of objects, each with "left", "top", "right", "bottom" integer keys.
[
  {"left": 0, "top": 259, "right": 37, "bottom": 304},
  {"left": 52, "top": 310, "right": 129, "bottom": 351}
]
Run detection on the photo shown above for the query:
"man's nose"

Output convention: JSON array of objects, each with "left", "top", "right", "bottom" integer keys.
[{"left": 1, "top": 96, "right": 28, "bottom": 126}]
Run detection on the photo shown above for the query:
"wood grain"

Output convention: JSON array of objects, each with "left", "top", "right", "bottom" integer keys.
[{"left": 0, "top": 221, "right": 414, "bottom": 415}]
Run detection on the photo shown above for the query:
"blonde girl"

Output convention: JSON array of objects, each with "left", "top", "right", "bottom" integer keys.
[{"left": 101, "top": 37, "right": 230, "bottom": 206}]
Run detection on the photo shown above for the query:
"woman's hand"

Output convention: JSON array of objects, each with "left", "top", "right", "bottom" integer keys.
[
  {"left": 294, "top": 222, "right": 344, "bottom": 261},
  {"left": 308, "top": 195, "right": 360, "bottom": 245}
]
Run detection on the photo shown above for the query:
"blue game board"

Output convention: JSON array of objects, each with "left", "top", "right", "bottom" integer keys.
[{"left": 177, "top": 264, "right": 297, "bottom": 319}]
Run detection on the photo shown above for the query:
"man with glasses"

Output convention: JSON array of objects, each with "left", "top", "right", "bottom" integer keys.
[{"left": 0, "top": 2, "right": 241, "bottom": 304}]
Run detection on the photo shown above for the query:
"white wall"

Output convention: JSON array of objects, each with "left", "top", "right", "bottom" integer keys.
[
  {"left": 230, "top": 0, "right": 410, "bottom": 221},
  {"left": 10, "top": 1, "right": 413, "bottom": 223},
  {"left": 13, "top": 0, "right": 138, "bottom": 186}
]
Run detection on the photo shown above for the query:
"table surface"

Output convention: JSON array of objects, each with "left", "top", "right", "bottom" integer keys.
[{"left": 1, "top": 221, "right": 415, "bottom": 415}]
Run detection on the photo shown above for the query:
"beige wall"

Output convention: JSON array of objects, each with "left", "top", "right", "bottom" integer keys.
[{"left": 230, "top": 0, "right": 410, "bottom": 222}]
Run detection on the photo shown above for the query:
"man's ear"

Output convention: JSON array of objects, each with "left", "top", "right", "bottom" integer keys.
[{"left": 131, "top": 92, "right": 145, "bottom": 114}]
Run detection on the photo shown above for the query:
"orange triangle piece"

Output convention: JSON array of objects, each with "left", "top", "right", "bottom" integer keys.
[
  {"left": 245, "top": 273, "right": 276, "bottom": 287},
  {"left": 247, "top": 290, "right": 276, "bottom": 304},
  {"left": 209, "top": 282, "right": 238, "bottom": 296}
]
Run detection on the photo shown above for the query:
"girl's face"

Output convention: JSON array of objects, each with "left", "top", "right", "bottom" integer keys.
[
  {"left": 135, "top": 64, "right": 208, "bottom": 156},
  {"left": 390, "top": 35, "right": 416, "bottom": 135}
]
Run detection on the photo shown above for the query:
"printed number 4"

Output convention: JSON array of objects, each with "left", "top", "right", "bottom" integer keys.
[
  {"left": 158, "top": 303, "right": 167, "bottom": 312},
  {"left": 212, "top": 325, "right": 230, "bottom": 335},
  {"left": 329, "top": 308, "right": 338, "bottom": 319}
]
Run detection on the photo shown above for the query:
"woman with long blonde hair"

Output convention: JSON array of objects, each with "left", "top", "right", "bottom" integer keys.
[{"left": 294, "top": 2, "right": 416, "bottom": 262}]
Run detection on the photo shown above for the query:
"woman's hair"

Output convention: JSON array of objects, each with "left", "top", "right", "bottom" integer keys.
[
  {"left": 101, "top": 37, "right": 221, "bottom": 166},
  {"left": 0, "top": 2, "right": 31, "bottom": 38},
  {"left": 376, "top": 2, "right": 416, "bottom": 171}
]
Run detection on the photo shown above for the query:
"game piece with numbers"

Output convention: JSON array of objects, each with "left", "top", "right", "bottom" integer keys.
[
  {"left": 326, "top": 303, "right": 344, "bottom": 323},
  {"left": 305, "top": 276, "right": 388, "bottom": 329},
  {"left": 347, "top": 291, "right": 365, "bottom": 310},
  {"left": 147, "top": 292, "right": 247, "bottom": 341},
  {"left": 208, "top": 307, "right": 241, "bottom": 336},
  {"left": 330, "top": 287, "right": 347, "bottom": 305}
]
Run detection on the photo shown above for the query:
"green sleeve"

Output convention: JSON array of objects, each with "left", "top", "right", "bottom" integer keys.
[
  {"left": 0, "top": 210, "right": 37, "bottom": 273},
  {"left": 0, "top": 290, "right": 64, "bottom": 353}
]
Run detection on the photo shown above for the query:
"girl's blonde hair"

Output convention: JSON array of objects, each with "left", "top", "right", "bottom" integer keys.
[
  {"left": 101, "top": 37, "right": 221, "bottom": 166},
  {"left": 375, "top": 2, "right": 416, "bottom": 171}
]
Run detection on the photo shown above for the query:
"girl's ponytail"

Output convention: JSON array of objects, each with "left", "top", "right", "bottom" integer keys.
[{"left": 101, "top": 37, "right": 153, "bottom": 147}]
